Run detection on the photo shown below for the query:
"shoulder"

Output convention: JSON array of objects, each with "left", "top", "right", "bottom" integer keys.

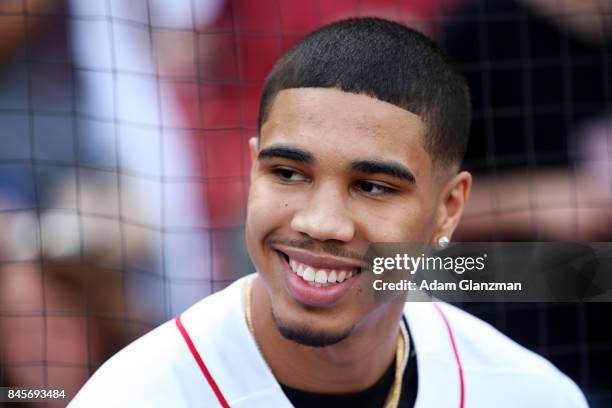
[
  {"left": 69, "top": 278, "right": 248, "bottom": 407},
  {"left": 69, "top": 319, "right": 192, "bottom": 407},
  {"left": 430, "top": 302, "right": 588, "bottom": 407}
]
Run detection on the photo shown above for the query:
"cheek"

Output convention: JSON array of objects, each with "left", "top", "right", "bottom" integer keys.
[
  {"left": 246, "top": 182, "right": 293, "bottom": 243},
  {"left": 356, "top": 198, "right": 434, "bottom": 242}
]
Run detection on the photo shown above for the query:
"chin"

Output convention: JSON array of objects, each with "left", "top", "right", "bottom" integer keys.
[
  {"left": 269, "top": 296, "right": 357, "bottom": 348},
  {"left": 271, "top": 308, "right": 355, "bottom": 348}
]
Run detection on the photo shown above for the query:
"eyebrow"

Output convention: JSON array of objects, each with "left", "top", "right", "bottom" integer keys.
[
  {"left": 350, "top": 160, "right": 416, "bottom": 185},
  {"left": 257, "top": 145, "right": 314, "bottom": 164}
]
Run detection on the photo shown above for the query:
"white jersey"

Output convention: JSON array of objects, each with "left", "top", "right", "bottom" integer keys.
[{"left": 70, "top": 275, "right": 587, "bottom": 407}]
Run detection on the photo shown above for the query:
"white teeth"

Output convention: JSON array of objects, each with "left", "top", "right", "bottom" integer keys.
[
  {"left": 327, "top": 270, "right": 337, "bottom": 283},
  {"left": 315, "top": 270, "right": 328, "bottom": 284},
  {"left": 287, "top": 257, "right": 356, "bottom": 285},
  {"left": 303, "top": 267, "right": 316, "bottom": 282}
]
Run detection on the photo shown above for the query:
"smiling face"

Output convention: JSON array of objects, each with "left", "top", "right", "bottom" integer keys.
[{"left": 246, "top": 88, "right": 443, "bottom": 346}]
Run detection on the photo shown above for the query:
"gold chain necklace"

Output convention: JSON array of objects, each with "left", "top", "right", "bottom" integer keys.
[{"left": 243, "top": 278, "right": 409, "bottom": 408}]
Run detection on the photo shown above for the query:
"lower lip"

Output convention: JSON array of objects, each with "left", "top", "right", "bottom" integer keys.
[{"left": 278, "top": 251, "right": 360, "bottom": 308}]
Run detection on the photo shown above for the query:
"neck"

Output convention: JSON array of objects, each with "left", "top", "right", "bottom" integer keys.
[{"left": 250, "top": 276, "right": 405, "bottom": 394}]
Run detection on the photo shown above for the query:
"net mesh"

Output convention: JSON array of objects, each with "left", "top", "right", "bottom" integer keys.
[{"left": 0, "top": 0, "right": 609, "bottom": 406}]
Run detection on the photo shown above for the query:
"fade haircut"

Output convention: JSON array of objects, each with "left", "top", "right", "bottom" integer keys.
[{"left": 257, "top": 17, "right": 471, "bottom": 167}]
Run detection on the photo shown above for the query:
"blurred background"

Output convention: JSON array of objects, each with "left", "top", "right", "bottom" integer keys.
[{"left": 0, "top": 0, "right": 609, "bottom": 406}]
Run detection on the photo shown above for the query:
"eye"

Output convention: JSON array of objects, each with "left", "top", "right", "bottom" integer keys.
[
  {"left": 355, "top": 180, "right": 397, "bottom": 196},
  {"left": 271, "top": 167, "right": 307, "bottom": 182}
]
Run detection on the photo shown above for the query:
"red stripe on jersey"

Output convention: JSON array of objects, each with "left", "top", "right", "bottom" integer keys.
[
  {"left": 175, "top": 314, "right": 231, "bottom": 408},
  {"left": 433, "top": 303, "right": 465, "bottom": 408}
]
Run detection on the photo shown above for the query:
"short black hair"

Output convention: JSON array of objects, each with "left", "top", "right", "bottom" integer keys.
[{"left": 258, "top": 17, "right": 471, "bottom": 167}]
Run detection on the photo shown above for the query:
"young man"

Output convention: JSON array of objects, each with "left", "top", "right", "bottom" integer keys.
[{"left": 71, "top": 18, "right": 587, "bottom": 407}]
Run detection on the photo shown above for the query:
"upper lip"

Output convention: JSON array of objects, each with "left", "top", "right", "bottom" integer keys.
[{"left": 274, "top": 245, "right": 365, "bottom": 270}]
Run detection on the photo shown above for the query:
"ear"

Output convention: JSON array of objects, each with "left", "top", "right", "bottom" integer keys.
[
  {"left": 431, "top": 171, "right": 472, "bottom": 246},
  {"left": 248, "top": 137, "right": 259, "bottom": 181}
]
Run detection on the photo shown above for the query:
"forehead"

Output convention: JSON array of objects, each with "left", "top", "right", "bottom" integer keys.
[{"left": 260, "top": 88, "right": 431, "bottom": 176}]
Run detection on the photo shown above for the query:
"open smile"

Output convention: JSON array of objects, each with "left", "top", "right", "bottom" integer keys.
[{"left": 274, "top": 247, "right": 363, "bottom": 307}]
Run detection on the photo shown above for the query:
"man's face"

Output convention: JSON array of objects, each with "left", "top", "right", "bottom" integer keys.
[{"left": 246, "top": 88, "right": 439, "bottom": 345}]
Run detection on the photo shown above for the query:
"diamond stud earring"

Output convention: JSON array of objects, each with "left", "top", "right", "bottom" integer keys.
[{"left": 437, "top": 235, "right": 450, "bottom": 249}]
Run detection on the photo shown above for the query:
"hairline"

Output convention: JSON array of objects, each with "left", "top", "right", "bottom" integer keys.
[{"left": 258, "top": 86, "right": 462, "bottom": 172}]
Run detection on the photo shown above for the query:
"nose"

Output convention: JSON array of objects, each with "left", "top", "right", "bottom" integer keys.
[{"left": 290, "top": 183, "right": 355, "bottom": 242}]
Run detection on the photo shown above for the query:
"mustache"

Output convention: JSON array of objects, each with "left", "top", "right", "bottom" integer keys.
[{"left": 266, "top": 237, "right": 363, "bottom": 261}]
